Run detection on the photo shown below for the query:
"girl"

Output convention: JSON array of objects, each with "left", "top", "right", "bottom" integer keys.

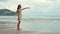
[{"left": 17, "top": 4, "right": 29, "bottom": 30}]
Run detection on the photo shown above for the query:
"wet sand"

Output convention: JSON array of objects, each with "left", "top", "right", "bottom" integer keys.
[
  {"left": 0, "top": 29, "right": 60, "bottom": 34},
  {"left": 0, "top": 18, "right": 60, "bottom": 34}
]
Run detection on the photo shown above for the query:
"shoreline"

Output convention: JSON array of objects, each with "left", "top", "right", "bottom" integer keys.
[{"left": 0, "top": 29, "right": 60, "bottom": 34}]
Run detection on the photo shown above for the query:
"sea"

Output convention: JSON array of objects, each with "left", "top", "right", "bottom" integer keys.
[{"left": 0, "top": 16, "right": 60, "bottom": 32}]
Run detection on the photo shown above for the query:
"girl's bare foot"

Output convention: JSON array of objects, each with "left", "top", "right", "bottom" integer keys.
[{"left": 17, "top": 28, "right": 22, "bottom": 31}]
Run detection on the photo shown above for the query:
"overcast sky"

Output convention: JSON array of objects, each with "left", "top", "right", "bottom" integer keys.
[{"left": 0, "top": 0, "right": 59, "bottom": 17}]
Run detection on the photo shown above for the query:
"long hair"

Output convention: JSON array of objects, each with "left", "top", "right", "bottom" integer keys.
[
  {"left": 17, "top": 4, "right": 21, "bottom": 13},
  {"left": 17, "top": 4, "right": 21, "bottom": 9}
]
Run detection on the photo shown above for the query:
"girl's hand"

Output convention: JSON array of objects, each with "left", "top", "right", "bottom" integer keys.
[
  {"left": 26, "top": 7, "right": 30, "bottom": 9},
  {"left": 21, "top": 7, "right": 30, "bottom": 10}
]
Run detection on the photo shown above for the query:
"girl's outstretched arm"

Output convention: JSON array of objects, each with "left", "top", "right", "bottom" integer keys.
[{"left": 21, "top": 7, "right": 30, "bottom": 10}]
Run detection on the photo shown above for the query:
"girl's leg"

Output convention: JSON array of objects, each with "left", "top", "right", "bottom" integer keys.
[
  {"left": 17, "top": 20, "right": 21, "bottom": 30},
  {"left": 17, "top": 13, "right": 22, "bottom": 30},
  {"left": 17, "top": 14, "right": 21, "bottom": 30}
]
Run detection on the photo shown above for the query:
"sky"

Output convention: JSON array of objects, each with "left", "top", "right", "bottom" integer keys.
[{"left": 0, "top": 0, "right": 59, "bottom": 17}]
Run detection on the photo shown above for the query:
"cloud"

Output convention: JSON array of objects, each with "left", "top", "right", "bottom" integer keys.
[
  {"left": 30, "top": 0, "right": 56, "bottom": 14},
  {"left": 0, "top": 0, "right": 33, "bottom": 11},
  {"left": 31, "top": 0, "right": 48, "bottom": 4},
  {"left": 0, "top": 0, "right": 19, "bottom": 11},
  {"left": 0, "top": 0, "right": 7, "bottom": 2},
  {"left": 0, "top": 0, "right": 60, "bottom": 17}
]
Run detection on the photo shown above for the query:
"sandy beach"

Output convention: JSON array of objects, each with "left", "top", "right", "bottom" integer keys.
[
  {"left": 0, "top": 20, "right": 60, "bottom": 34},
  {"left": 0, "top": 29, "right": 60, "bottom": 34},
  {"left": 0, "top": 16, "right": 60, "bottom": 34}
]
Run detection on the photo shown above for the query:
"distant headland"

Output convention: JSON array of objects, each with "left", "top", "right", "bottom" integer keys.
[{"left": 0, "top": 9, "right": 17, "bottom": 16}]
